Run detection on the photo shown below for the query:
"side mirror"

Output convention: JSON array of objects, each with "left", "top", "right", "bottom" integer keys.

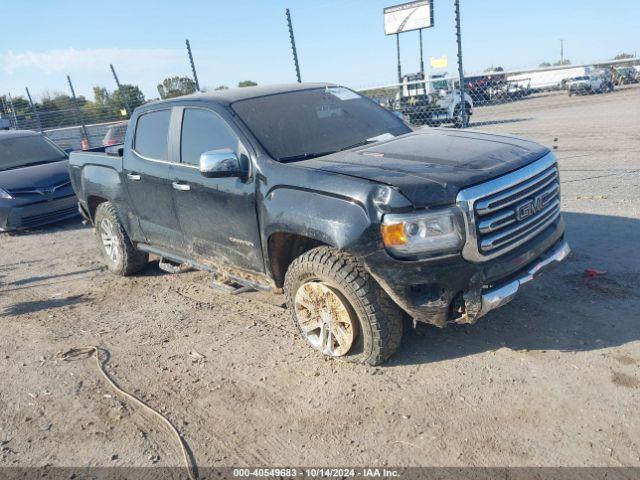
[{"left": 199, "top": 149, "right": 242, "bottom": 178}]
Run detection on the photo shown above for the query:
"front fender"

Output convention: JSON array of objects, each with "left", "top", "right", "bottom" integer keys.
[{"left": 261, "top": 187, "right": 375, "bottom": 253}]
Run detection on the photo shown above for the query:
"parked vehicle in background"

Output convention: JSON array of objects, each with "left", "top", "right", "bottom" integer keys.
[
  {"left": 613, "top": 66, "right": 639, "bottom": 85},
  {"left": 102, "top": 122, "right": 128, "bottom": 146},
  {"left": 0, "top": 130, "right": 77, "bottom": 231},
  {"left": 566, "top": 72, "right": 614, "bottom": 96},
  {"left": 69, "top": 83, "right": 569, "bottom": 365},
  {"left": 395, "top": 73, "right": 473, "bottom": 127}
]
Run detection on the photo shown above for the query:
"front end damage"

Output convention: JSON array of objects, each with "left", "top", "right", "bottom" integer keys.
[{"left": 362, "top": 217, "right": 568, "bottom": 328}]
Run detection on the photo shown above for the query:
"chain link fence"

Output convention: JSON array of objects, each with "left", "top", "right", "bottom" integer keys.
[
  {"left": 357, "top": 58, "right": 640, "bottom": 129},
  {"left": 0, "top": 84, "right": 143, "bottom": 150},
  {"left": 1, "top": 53, "right": 639, "bottom": 150}
]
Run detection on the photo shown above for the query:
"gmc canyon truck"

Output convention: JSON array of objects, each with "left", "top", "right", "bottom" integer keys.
[{"left": 69, "top": 83, "right": 570, "bottom": 365}]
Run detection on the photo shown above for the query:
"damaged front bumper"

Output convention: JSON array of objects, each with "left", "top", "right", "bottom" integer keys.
[
  {"left": 467, "top": 239, "right": 570, "bottom": 321},
  {"left": 362, "top": 218, "right": 568, "bottom": 327}
]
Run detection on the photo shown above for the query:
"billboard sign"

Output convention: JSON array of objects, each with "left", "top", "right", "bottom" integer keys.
[{"left": 384, "top": 1, "right": 434, "bottom": 35}]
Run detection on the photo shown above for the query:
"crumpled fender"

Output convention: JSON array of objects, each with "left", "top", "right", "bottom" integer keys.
[{"left": 261, "top": 186, "right": 373, "bottom": 252}]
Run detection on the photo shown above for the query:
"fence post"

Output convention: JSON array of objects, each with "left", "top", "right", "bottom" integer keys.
[
  {"left": 454, "top": 0, "right": 468, "bottom": 128},
  {"left": 6, "top": 93, "right": 19, "bottom": 129},
  {"left": 419, "top": 29, "right": 424, "bottom": 77},
  {"left": 185, "top": 39, "right": 201, "bottom": 92},
  {"left": 25, "top": 87, "right": 43, "bottom": 133},
  {"left": 110, "top": 64, "right": 131, "bottom": 117},
  {"left": 67, "top": 75, "right": 90, "bottom": 149},
  {"left": 286, "top": 8, "right": 302, "bottom": 83}
]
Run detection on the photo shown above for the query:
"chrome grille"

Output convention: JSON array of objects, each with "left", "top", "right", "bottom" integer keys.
[{"left": 457, "top": 153, "right": 562, "bottom": 262}]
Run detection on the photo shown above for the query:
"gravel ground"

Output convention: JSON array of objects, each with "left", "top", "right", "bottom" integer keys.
[{"left": 0, "top": 85, "right": 638, "bottom": 470}]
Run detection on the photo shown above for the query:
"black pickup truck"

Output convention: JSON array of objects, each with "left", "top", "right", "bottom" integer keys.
[{"left": 69, "top": 83, "right": 569, "bottom": 365}]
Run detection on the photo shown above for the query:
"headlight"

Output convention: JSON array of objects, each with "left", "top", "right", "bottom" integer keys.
[
  {"left": 381, "top": 207, "right": 465, "bottom": 257},
  {"left": 0, "top": 188, "right": 13, "bottom": 199}
]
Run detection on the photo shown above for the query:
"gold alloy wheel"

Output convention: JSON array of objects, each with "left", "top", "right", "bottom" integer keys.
[{"left": 294, "top": 281, "right": 357, "bottom": 357}]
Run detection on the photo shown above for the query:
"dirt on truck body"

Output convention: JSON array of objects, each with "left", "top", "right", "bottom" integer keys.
[{"left": 69, "top": 82, "right": 569, "bottom": 365}]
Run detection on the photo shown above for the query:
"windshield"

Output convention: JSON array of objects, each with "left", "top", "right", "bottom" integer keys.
[
  {"left": 231, "top": 87, "right": 411, "bottom": 161},
  {"left": 0, "top": 135, "right": 67, "bottom": 172}
]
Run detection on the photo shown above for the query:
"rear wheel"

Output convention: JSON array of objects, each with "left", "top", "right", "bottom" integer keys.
[
  {"left": 94, "top": 202, "right": 148, "bottom": 276},
  {"left": 453, "top": 104, "right": 471, "bottom": 128},
  {"left": 284, "top": 247, "right": 403, "bottom": 365}
]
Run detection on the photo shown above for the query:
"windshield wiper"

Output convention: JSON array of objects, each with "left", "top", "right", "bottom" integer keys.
[
  {"left": 338, "top": 139, "right": 376, "bottom": 152},
  {"left": 338, "top": 133, "right": 395, "bottom": 152},
  {"left": 278, "top": 151, "right": 336, "bottom": 163}
]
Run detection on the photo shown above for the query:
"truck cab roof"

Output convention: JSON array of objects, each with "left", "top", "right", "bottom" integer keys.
[{"left": 144, "top": 82, "right": 336, "bottom": 110}]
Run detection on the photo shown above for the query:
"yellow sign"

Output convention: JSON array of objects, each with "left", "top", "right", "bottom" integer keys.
[{"left": 430, "top": 55, "right": 448, "bottom": 69}]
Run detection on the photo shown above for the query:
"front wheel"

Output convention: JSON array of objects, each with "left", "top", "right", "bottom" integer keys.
[
  {"left": 453, "top": 104, "right": 471, "bottom": 128},
  {"left": 94, "top": 202, "right": 149, "bottom": 276},
  {"left": 284, "top": 247, "right": 403, "bottom": 365}
]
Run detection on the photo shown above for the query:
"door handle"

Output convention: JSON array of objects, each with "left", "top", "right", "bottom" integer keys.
[
  {"left": 172, "top": 182, "right": 191, "bottom": 191},
  {"left": 127, "top": 173, "right": 141, "bottom": 181}
]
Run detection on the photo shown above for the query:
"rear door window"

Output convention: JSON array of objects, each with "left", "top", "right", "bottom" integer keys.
[{"left": 134, "top": 110, "right": 171, "bottom": 160}]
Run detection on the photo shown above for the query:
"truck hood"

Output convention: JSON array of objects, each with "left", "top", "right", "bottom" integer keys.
[
  {"left": 0, "top": 159, "right": 71, "bottom": 192},
  {"left": 295, "top": 128, "right": 550, "bottom": 207}
]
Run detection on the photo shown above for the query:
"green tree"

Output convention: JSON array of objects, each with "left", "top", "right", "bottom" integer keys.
[
  {"left": 238, "top": 80, "right": 258, "bottom": 88},
  {"left": 613, "top": 52, "right": 634, "bottom": 60},
  {"left": 93, "top": 86, "right": 110, "bottom": 106},
  {"left": 157, "top": 76, "right": 197, "bottom": 99},
  {"left": 214, "top": 85, "right": 229, "bottom": 91},
  {"left": 8, "top": 96, "right": 31, "bottom": 117},
  {"left": 539, "top": 60, "right": 571, "bottom": 67},
  {"left": 113, "top": 84, "right": 146, "bottom": 112}
]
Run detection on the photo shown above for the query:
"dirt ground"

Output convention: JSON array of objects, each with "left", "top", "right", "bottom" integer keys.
[{"left": 1, "top": 85, "right": 639, "bottom": 471}]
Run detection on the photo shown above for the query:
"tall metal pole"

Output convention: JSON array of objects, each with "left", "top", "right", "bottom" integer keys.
[
  {"left": 110, "top": 64, "right": 131, "bottom": 117},
  {"left": 286, "top": 8, "right": 302, "bottom": 83},
  {"left": 419, "top": 29, "right": 425, "bottom": 77},
  {"left": 560, "top": 39, "right": 564, "bottom": 64},
  {"left": 396, "top": 33, "right": 402, "bottom": 83},
  {"left": 185, "top": 39, "right": 201, "bottom": 91},
  {"left": 67, "top": 75, "right": 90, "bottom": 149},
  {"left": 454, "top": 0, "right": 468, "bottom": 128},
  {"left": 6, "top": 93, "right": 19, "bottom": 129},
  {"left": 25, "top": 87, "right": 43, "bottom": 133}
]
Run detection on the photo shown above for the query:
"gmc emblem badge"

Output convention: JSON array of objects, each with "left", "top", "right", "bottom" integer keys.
[{"left": 516, "top": 194, "right": 546, "bottom": 221}]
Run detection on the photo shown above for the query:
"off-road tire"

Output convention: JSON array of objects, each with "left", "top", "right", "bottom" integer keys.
[
  {"left": 94, "top": 202, "right": 148, "bottom": 276},
  {"left": 284, "top": 246, "right": 403, "bottom": 365}
]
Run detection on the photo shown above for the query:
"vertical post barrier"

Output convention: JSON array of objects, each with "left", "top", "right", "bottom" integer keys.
[
  {"left": 6, "top": 93, "right": 19, "bottom": 129},
  {"left": 286, "top": 8, "right": 302, "bottom": 83},
  {"left": 419, "top": 29, "right": 424, "bottom": 77},
  {"left": 67, "top": 75, "right": 90, "bottom": 149},
  {"left": 185, "top": 39, "right": 201, "bottom": 92},
  {"left": 25, "top": 87, "right": 43, "bottom": 133},
  {"left": 110, "top": 64, "right": 131, "bottom": 117},
  {"left": 396, "top": 33, "right": 402, "bottom": 83},
  {"left": 454, "top": 0, "right": 468, "bottom": 128}
]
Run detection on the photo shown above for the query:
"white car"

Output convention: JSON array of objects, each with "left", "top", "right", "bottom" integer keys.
[{"left": 566, "top": 74, "right": 613, "bottom": 96}]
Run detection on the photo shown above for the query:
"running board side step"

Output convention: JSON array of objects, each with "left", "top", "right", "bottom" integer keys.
[{"left": 136, "top": 243, "right": 272, "bottom": 294}]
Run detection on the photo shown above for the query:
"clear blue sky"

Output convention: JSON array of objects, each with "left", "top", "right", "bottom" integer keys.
[{"left": 2, "top": 0, "right": 638, "bottom": 101}]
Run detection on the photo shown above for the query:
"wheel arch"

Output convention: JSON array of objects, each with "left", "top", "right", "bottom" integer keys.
[
  {"left": 267, "top": 232, "right": 328, "bottom": 288},
  {"left": 261, "top": 187, "right": 374, "bottom": 286}
]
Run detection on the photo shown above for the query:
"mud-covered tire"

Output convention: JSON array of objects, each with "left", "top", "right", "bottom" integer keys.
[
  {"left": 94, "top": 202, "right": 148, "bottom": 276},
  {"left": 284, "top": 247, "right": 403, "bottom": 365}
]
